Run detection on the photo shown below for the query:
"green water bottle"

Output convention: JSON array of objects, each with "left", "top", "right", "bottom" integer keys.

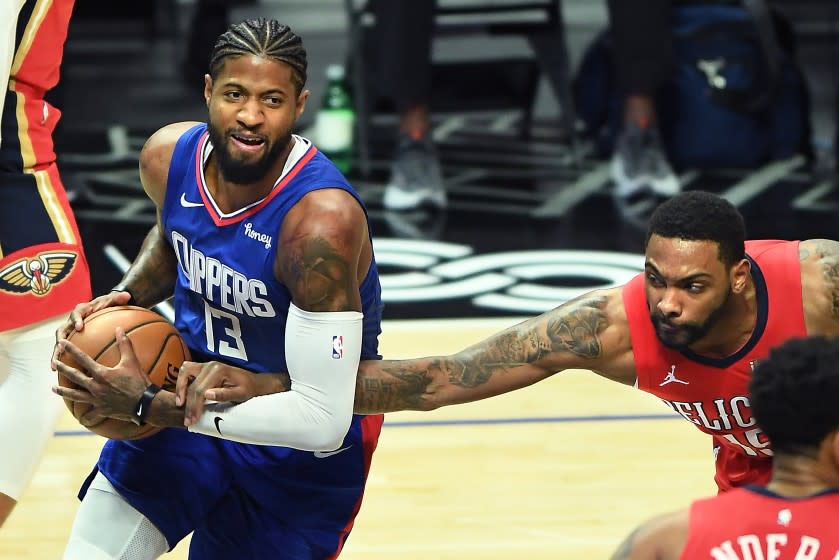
[{"left": 315, "top": 64, "right": 355, "bottom": 173}]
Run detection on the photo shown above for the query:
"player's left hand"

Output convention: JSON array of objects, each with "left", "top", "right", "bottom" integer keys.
[{"left": 52, "top": 327, "right": 150, "bottom": 425}]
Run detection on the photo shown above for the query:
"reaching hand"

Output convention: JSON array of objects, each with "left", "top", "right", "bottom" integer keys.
[
  {"left": 51, "top": 290, "right": 134, "bottom": 369},
  {"left": 52, "top": 326, "right": 149, "bottom": 426},
  {"left": 175, "top": 361, "right": 264, "bottom": 427}
]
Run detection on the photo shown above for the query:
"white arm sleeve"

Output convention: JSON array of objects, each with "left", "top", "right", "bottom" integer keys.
[{"left": 188, "top": 303, "right": 362, "bottom": 451}]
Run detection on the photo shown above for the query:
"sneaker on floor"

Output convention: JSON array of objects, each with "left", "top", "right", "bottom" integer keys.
[
  {"left": 383, "top": 133, "right": 446, "bottom": 211},
  {"left": 611, "top": 122, "right": 680, "bottom": 202}
]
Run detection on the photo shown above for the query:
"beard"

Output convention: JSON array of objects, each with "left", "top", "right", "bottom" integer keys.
[
  {"left": 207, "top": 121, "right": 290, "bottom": 185},
  {"left": 651, "top": 288, "right": 732, "bottom": 351}
]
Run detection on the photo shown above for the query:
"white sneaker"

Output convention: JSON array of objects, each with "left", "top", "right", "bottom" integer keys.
[
  {"left": 611, "top": 122, "right": 680, "bottom": 200},
  {"left": 383, "top": 134, "right": 447, "bottom": 211}
]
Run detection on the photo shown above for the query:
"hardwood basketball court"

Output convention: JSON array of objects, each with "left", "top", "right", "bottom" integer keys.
[{"left": 2, "top": 317, "right": 716, "bottom": 560}]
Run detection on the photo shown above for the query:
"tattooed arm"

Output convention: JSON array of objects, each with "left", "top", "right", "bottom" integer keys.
[
  {"left": 610, "top": 509, "right": 689, "bottom": 560},
  {"left": 799, "top": 239, "right": 839, "bottom": 336},
  {"left": 354, "top": 287, "right": 637, "bottom": 413}
]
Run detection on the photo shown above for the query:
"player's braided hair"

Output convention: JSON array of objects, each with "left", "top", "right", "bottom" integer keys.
[
  {"left": 749, "top": 336, "right": 839, "bottom": 457},
  {"left": 646, "top": 191, "right": 746, "bottom": 267},
  {"left": 209, "top": 18, "right": 307, "bottom": 94}
]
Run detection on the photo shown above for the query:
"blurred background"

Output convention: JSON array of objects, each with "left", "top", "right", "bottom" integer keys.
[{"left": 55, "top": 0, "right": 839, "bottom": 319}]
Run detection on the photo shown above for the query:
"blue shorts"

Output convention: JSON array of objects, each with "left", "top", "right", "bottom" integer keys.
[{"left": 81, "top": 414, "right": 383, "bottom": 559}]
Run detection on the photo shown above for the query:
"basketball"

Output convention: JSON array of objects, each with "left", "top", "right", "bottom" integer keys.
[{"left": 57, "top": 305, "right": 190, "bottom": 440}]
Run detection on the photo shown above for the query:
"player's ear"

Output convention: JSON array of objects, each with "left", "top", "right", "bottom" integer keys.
[
  {"left": 204, "top": 74, "right": 213, "bottom": 107},
  {"left": 295, "top": 89, "right": 310, "bottom": 120},
  {"left": 731, "top": 258, "right": 750, "bottom": 294}
]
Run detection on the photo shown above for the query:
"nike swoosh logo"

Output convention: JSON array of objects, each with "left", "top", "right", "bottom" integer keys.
[
  {"left": 180, "top": 193, "right": 204, "bottom": 208},
  {"left": 313, "top": 446, "right": 351, "bottom": 458},
  {"left": 214, "top": 416, "right": 224, "bottom": 435}
]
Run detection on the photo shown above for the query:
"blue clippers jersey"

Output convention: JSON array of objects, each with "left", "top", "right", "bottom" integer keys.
[
  {"left": 161, "top": 124, "right": 383, "bottom": 368},
  {"left": 90, "top": 124, "right": 384, "bottom": 557}
]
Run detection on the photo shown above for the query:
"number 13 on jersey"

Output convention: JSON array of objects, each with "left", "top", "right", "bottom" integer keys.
[{"left": 204, "top": 301, "right": 249, "bottom": 360}]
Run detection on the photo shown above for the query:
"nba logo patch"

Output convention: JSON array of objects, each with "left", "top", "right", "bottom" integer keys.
[{"left": 332, "top": 335, "right": 343, "bottom": 359}]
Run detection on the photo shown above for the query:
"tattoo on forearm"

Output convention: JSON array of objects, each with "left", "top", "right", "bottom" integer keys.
[
  {"left": 449, "top": 296, "right": 608, "bottom": 388},
  {"left": 282, "top": 236, "right": 355, "bottom": 311},
  {"left": 355, "top": 362, "right": 435, "bottom": 412},
  {"left": 354, "top": 297, "right": 610, "bottom": 412}
]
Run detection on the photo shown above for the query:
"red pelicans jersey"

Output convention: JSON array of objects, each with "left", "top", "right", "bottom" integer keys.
[
  {"left": 0, "top": 0, "right": 91, "bottom": 331},
  {"left": 624, "top": 240, "right": 806, "bottom": 491},
  {"left": 680, "top": 486, "right": 839, "bottom": 559}
]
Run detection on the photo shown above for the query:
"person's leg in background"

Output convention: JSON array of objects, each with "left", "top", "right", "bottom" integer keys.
[
  {"left": 374, "top": 0, "right": 446, "bottom": 211},
  {"left": 608, "top": 0, "right": 680, "bottom": 210}
]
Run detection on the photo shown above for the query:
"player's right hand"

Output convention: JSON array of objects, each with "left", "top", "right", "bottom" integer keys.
[{"left": 51, "top": 290, "right": 134, "bottom": 370}]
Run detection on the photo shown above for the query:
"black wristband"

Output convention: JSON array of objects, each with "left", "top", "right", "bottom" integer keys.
[
  {"left": 131, "top": 383, "right": 162, "bottom": 426},
  {"left": 110, "top": 284, "right": 136, "bottom": 306}
]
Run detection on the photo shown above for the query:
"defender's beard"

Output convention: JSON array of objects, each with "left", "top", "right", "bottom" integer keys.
[{"left": 651, "top": 288, "right": 732, "bottom": 351}]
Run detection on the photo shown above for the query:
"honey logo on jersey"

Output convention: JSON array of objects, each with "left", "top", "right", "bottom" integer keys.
[
  {"left": 243, "top": 222, "right": 272, "bottom": 249},
  {"left": 0, "top": 251, "right": 77, "bottom": 296}
]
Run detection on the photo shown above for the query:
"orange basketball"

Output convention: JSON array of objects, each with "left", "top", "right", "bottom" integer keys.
[{"left": 57, "top": 305, "right": 190, "bottom": 440}]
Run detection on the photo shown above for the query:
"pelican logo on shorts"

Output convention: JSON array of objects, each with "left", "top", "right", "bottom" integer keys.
[
  {"left": 0, "top": 251, "right": 77, "bottom": 296},
  {"left": 332, "top": 335, "right": 343, "bottom": 359}
]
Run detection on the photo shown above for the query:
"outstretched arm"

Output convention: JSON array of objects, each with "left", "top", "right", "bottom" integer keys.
[
  {"left": 355, "top": 289, "right": 636, "bottom": 413},
  {"left": 143, "top": 287, "right": 635, "bottom": 415},
  {"left": 59, "top": 283, "right": 635, "bottom": 422}
]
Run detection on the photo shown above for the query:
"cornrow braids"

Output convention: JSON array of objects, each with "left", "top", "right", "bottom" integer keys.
[{"left": 208, "top": 18, "right": 308, "bottom": 93}]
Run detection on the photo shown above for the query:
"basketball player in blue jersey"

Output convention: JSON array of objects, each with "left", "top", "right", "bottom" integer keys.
[{"left": 52, "top": 18, "right": 384, "bottom": 559}]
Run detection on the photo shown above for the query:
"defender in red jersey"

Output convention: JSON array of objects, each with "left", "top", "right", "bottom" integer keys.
[
  {"left": 0, "top": 0, "right": 91, "bottom": 528},
  {"left": 611, "top": 336, "right": 839, "bottom": 560},
  {"left": 62, "top": 192, "right": 839, "bottom": 497},
  {"left": 622, "top": 237, "right": 804, "bottom": 490}
]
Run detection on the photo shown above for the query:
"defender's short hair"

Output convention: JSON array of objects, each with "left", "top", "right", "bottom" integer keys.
[{"left": 646, "top": 191, "right": 746, "bottom": 267}]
